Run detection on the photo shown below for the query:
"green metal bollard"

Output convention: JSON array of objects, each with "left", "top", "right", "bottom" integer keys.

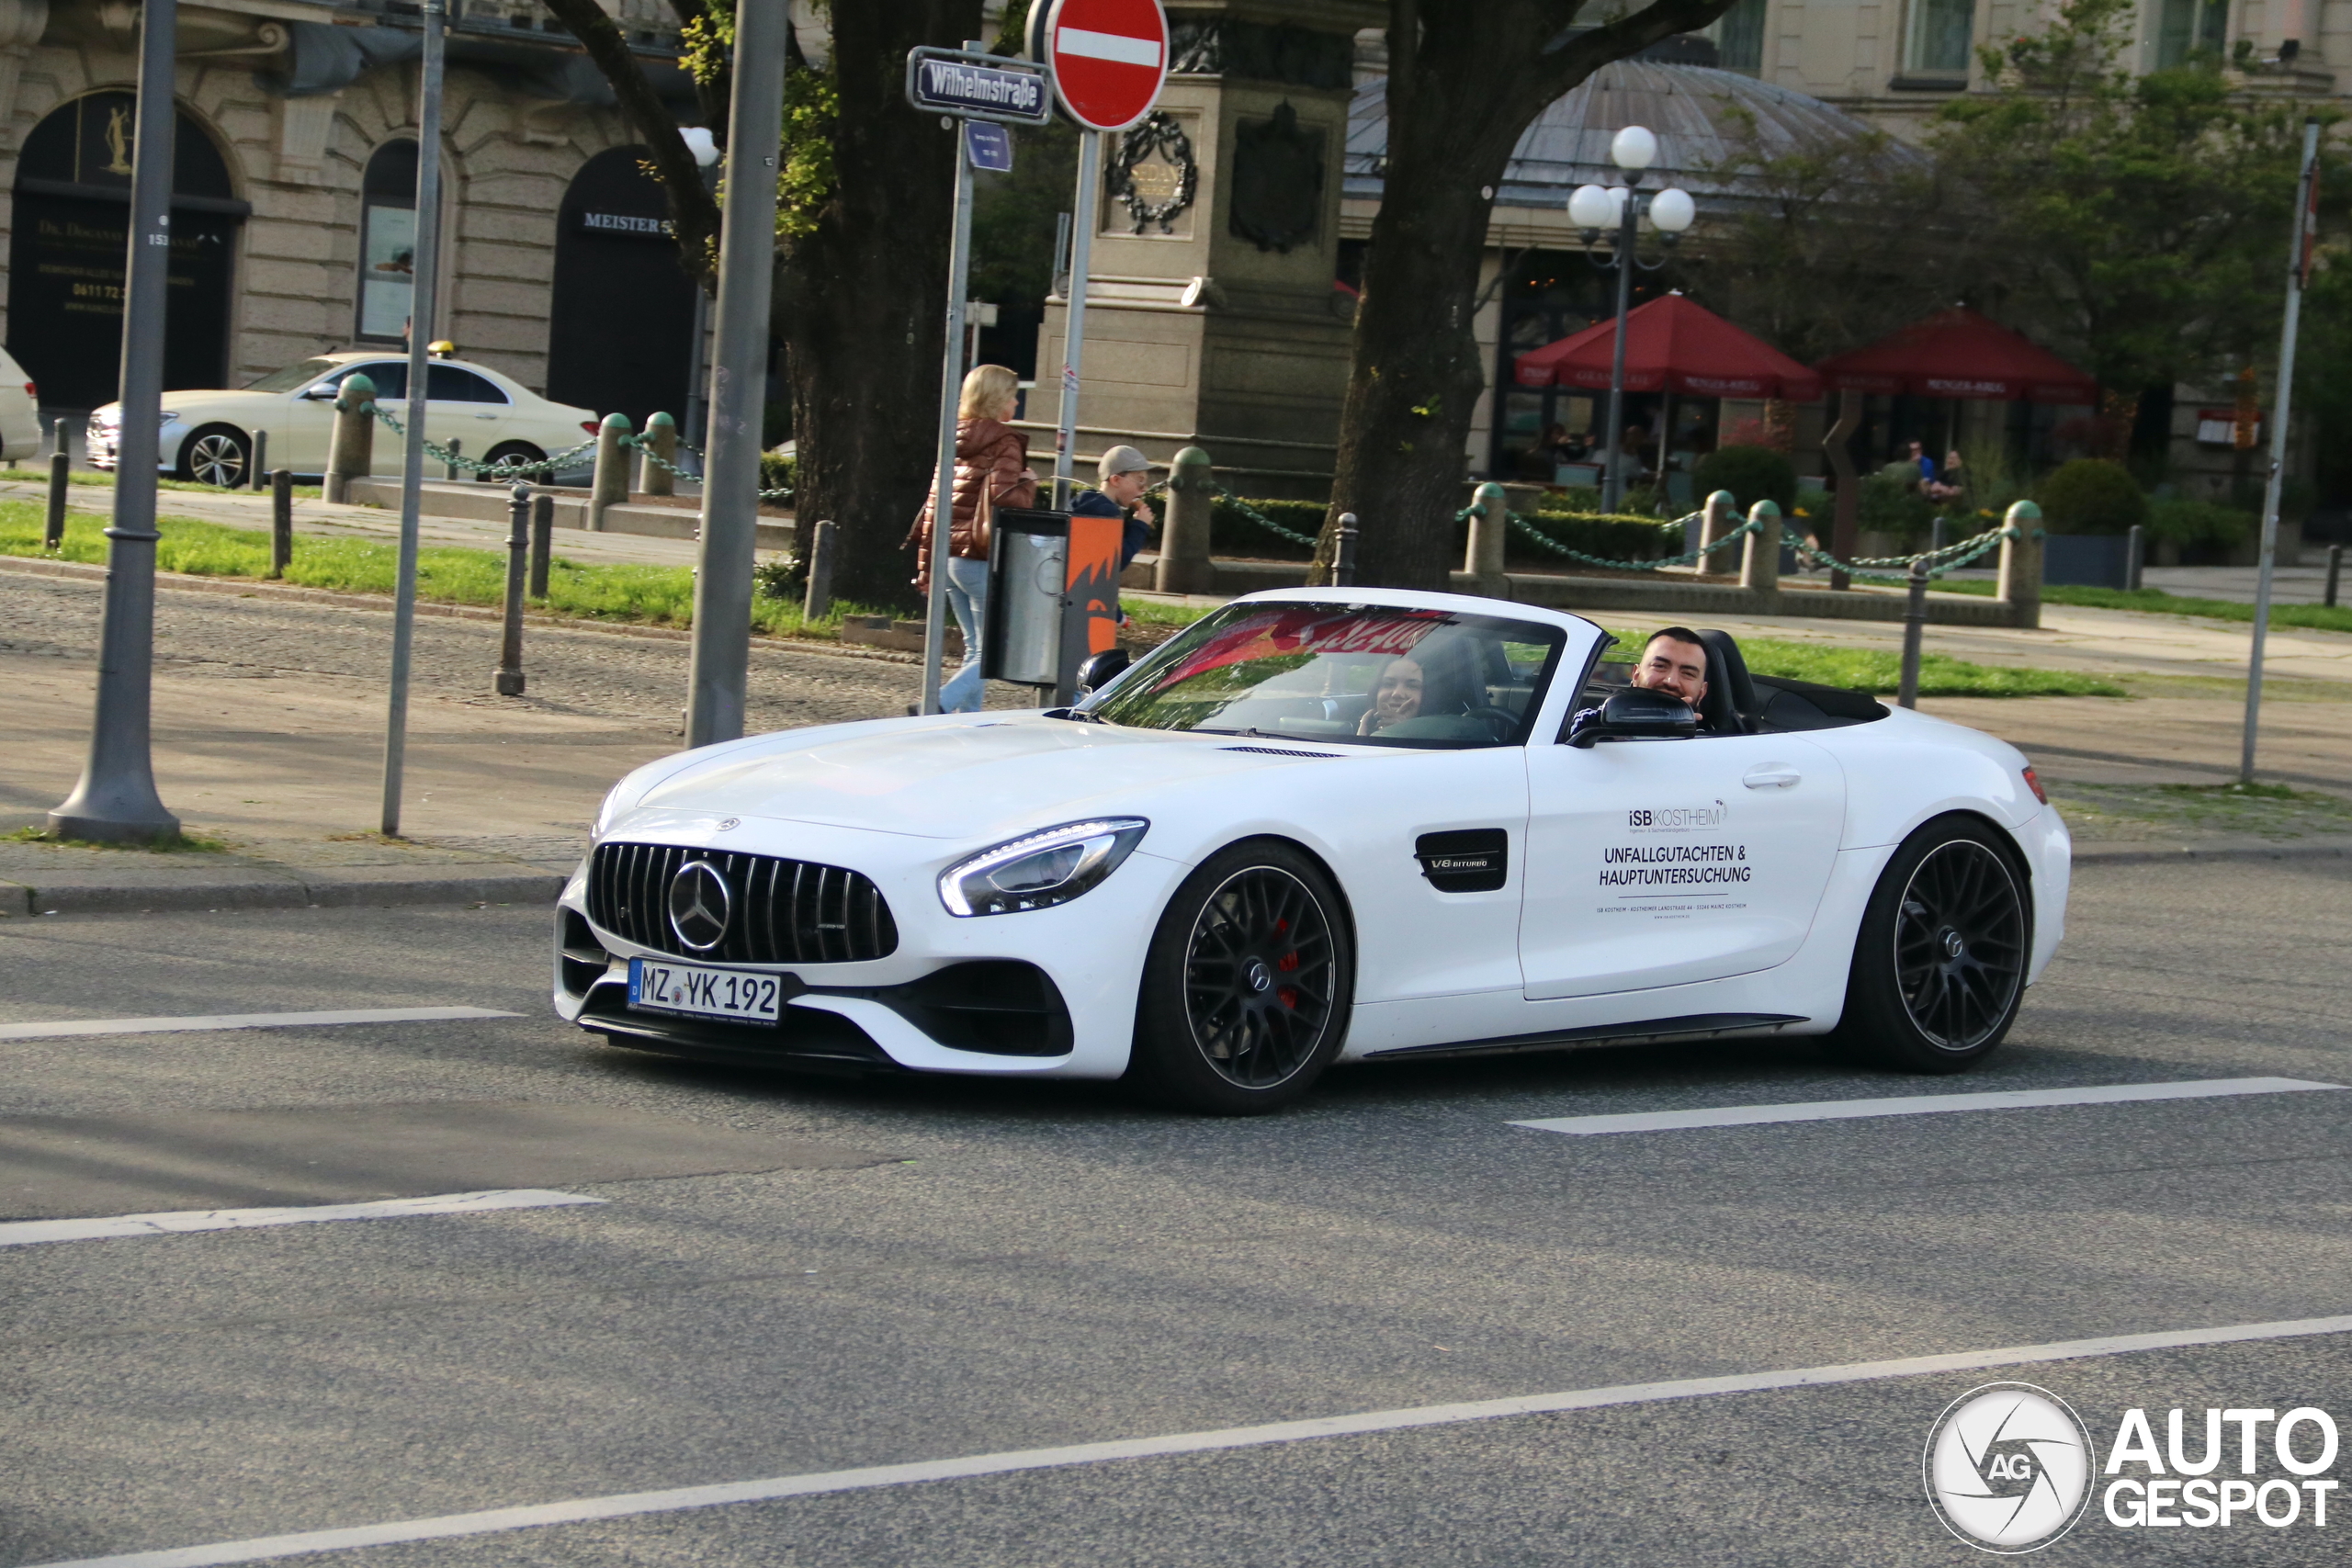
[
  {"left": 588, "top": 412, "right": 631, "bottom": 532},
  {"left": 638, "top": 411, "right": 678, "bottom": 498}
]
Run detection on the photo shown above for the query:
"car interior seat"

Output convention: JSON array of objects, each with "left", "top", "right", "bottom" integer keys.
[{"left": 1692, "top": 629, "right": 1756, "bottom": 735}]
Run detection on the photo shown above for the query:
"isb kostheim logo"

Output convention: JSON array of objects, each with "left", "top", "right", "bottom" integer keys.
[{"left": 1924, "top": 1383, "right": 2096, "bottom": 1552}]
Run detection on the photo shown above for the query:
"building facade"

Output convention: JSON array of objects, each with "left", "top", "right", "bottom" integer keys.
[{"left": 0, "top": 0, "right": 703, "bottom": 444}]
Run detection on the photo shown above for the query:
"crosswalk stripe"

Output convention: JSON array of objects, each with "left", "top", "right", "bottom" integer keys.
[
  {"left": 0, "top": 1007, "right": 519, "bottom": 1041},
  {"left": 0, "top": 1190, "right": 604, "bottom": 1247},
  {"left": 1509, "top": 1076, "right": 2343, "bottom": 1136},
  {"left": 27, "top": 1311, "right": 2352, "bottom": 1568}
]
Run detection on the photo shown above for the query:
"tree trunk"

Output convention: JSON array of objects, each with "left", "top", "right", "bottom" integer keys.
[
  {"left": 1317, "top": 0, "right": 1739, "bottom": 589},
  {"left": 778, "top": 1, "right": 984, "bottom": 610}
]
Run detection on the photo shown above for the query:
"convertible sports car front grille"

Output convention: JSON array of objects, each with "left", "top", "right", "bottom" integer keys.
[{"left": 587, "top": 841, "right": 899, "bottom": 964}]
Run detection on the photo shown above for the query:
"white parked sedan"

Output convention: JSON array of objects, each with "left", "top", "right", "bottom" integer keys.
[
  {"left": 0, "top": 344, "right": 42, "bottom": 464},
  {"left": 555, "top": 590, "right": 2070, "bottom": 1113},
  {"left": 86, "top": 351, "right": 600, "bottom": 486}
]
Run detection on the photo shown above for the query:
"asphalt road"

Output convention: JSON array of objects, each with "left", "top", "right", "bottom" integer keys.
[{"left": 4, "top": 856, "right": 2349, "bottom": 1566}]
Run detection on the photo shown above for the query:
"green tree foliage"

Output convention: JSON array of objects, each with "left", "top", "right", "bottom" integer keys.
[
  {"left": 1684, "top": 110, "right": 1962, "bottom": 363},
  {"left": 1929, "top": 0, "right": 2337, "bottom": 397},
  {"left": 1691, "top": 444, "right": 1798, "bottom": 515},
  {"left": 2038, "top": 457, "right": 2148, "bottom": 534}
]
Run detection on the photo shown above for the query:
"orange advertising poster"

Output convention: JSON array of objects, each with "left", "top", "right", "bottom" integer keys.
[{"left": 1061, "top": 513, "right": 1125, "bottom": 680}]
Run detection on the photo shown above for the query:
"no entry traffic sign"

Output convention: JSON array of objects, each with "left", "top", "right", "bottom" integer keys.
[{"left": 1038, "top": 0, "right": 1168, "bottom": 132}]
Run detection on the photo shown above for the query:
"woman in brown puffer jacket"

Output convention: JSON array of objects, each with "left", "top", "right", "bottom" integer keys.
[{"left": 904, "top": 363, "right": 1038, "bottom": 711}]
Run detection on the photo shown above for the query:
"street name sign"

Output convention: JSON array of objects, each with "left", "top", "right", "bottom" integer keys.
[
  {"left": 1040, "top": 0, "right": 1169, "bottom": 132},
  {"left": 904, "top": 47, "right": 1051, "bottom": 127}
]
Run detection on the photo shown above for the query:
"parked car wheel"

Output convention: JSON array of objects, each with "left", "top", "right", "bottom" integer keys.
[
  {"left": 177, "top": 423, "right": 251, "bottom": 488},
  {"left": 1126, "top": 840, "right": 1353, "bottom": 1115},
  {"left": 1832, "top": 816, "right": 2030, "bottom": 1073},
  {"left": 482, "top": 440, "right": 547, "bottom": 478}
]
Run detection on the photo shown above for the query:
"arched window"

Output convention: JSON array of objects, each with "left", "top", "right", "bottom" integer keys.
[{"left": 357, "top": 140, "right": 420, "bottom": 343}]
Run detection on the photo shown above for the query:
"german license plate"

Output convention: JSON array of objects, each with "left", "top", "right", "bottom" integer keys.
[{"left": 627, "top": 958, "right": 786, "bottom": 1023}]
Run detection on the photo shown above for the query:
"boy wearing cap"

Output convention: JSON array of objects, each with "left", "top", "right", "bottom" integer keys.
[{"left": 1072, "top": 445, "right": 1159, "bottom": 581}]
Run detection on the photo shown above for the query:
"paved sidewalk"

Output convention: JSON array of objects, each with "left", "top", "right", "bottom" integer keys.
[
  {"left": 8, "top": 555, "right": 2349, "bottom": 917},
  {"left": 0, "top": 476, "right": 731, "bottom": 570}
]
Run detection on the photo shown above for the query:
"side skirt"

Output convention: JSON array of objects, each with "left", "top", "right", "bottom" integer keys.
[{"left": 1359, "top": 1012, "right": 1806, "bottom": 1063}]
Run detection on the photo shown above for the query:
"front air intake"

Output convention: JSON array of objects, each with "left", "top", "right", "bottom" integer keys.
[{"left": 587, "top": 842, "right": 899, "bottom": 964}]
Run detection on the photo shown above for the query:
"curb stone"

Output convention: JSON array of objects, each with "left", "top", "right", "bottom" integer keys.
[
  {"left": 2070, "top": 837, "right": 2352, "bottom": 866},
  {"left": 3, "top": 872, "right": 567, "bottom": 918}
]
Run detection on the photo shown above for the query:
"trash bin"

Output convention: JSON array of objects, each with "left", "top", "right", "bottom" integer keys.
[
  {"left": 983, "top": 507, "right": 1069, "bottom": 688},
  {"left": 984, "top": 506, "right": 1125, "bottom": 703}
]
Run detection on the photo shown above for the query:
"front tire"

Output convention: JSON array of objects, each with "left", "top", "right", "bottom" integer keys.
[
  {"left": 1127, "top": 840, "right": 1353, "bottom": 1114},
  {"left": 1832, "top": 816, "right": 2030, "bottom": 1073},
  {"left": 178, "top": 423, "right": 251, "bottom": 488}
]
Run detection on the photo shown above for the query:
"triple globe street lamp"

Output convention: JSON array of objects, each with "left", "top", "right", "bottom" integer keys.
[{"left": 1568, "top": 125, "right": 1693, "bottom": 513}]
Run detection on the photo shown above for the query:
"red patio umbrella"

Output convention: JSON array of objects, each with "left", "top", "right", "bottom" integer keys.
[
  {"left": 1513, "top": 293, "right": 1823, "bottom": 401},
  {"left": 1813, "top": 308, "right": 2096, "bottom": 404}
]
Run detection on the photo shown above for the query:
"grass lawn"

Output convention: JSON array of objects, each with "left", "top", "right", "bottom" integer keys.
[
  {"left": 2046, "top": 780, "right": 2352, "bottom": 842},
  {"left": 1602, "top": 627, "right": 2125, "bottom": 698},
  {"left": 43, "top": 470, "right": 330, "bottom": 500},
  {"left": 0, "top": 503, "right": 868, "bottom": 641},
  {"left": 1939, "top": 577, "right": 2352, "bottom": 635}
]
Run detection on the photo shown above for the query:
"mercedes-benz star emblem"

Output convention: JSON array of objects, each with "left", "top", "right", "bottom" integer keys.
[{"left": 667, "top": 860, "right": 732, "bottom": 952}]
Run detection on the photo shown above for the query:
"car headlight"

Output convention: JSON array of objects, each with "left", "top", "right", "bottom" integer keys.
[
  {"left": 938, "top": 818, "right": 1148, "bottom": 917},
  {"left": 590, "top": 782, "right": 628, "bottom": 844}
]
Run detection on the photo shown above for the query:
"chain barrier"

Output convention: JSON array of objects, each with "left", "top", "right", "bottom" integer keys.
[
  {"left": 367, "top": 403, "right": 597, "bottom": 479},
  {"left": 617, "top": 432, "right": 795, "bottom": 502},
  {"left": 1210, "top": 482, "right": 1321, "bottom": 548},
  {"left": 1476, "top": 507, "right": 1739, "bottom": 572},
  {"left": 362, "top": 404, "right": 796, "bottom": 500},
  {"left": 1452, "top": 495, "right": 2024, "bottom": 584},
  {"left": 1789, "top": 523, "right": 2021, "bottom": 584}
]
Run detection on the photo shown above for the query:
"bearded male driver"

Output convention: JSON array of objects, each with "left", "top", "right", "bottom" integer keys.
[{"left": 1569, "top": 626, "right": 1717, "bottom": 739}]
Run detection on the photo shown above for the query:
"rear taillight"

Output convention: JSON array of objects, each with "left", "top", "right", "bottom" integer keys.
[
  {"left": 21, "top": 382, "right": 33, "bottom": 397},
  {"left": 581, "top": 421, "right": 599, "bottom": 434},
  {"left": 2021, "top": 767, "right": 2048, "bottom": 805}
]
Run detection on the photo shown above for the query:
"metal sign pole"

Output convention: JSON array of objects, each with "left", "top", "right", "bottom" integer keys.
[
  {"left": 50, "top": 0, "right": 178, "bottom": 843},
  {"left": 1052, "top": 130, "right": 1102, "bottom": 510},
  {"left": 379, "top": 0, "right": 446, "bottom": 838},
  {"left": 1599, "top": 188, "right": 1638, "bottom": 515},
  {"left": 2241, "top": 118, "right": 2321, "bottom": 784},
  {"left": 685, "top": 0, "right": 787, "bottom": 749},
  {"left": 922, "top": 120, "right": 979, "bottom": 716}
]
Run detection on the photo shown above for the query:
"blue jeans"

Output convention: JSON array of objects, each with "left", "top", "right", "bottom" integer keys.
[{"left": 942, "top": 554, "right": 989, "bottom": 712}]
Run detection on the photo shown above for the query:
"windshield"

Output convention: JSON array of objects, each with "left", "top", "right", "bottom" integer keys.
[
  {"left": 243, "top": 358, "right": 343, "bottom": 393},
  {"left": 1082, "top": 602, "right": 1566, "bottom": 749}
]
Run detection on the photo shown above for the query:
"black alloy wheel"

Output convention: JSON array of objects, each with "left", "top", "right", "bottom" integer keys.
[
  {"left": 1833, "top": 817, "right": 2030, "bottom": 1072},
  {"left": 1129, "top": 841, "right": 1353, "bottom": 1113},
  {"left": 179, "top": 424, "right": 250, "bottom": 488},
  {"left": 1894, "top": 840, "right": 2026, "bottom": 1049}
]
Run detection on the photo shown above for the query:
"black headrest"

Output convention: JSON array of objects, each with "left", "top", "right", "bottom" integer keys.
[{"left": 1694, "top": 629, "right": 1757, "bottom": 733}]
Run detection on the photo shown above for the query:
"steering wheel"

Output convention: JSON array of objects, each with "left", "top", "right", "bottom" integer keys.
[{"left": 1460, "top": 705, "right": 1519, "bottom": 742}]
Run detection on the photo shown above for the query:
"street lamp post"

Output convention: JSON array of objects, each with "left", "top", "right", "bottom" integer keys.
[
  {"left": 50, "top": 0, "right": 179, "bottom": 844},
  {"left": 1568, "top": 127, "right": 1693, "bottom": 514}
]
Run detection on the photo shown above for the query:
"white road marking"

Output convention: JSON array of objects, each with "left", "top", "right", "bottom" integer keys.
[
  {"left": 1054, "top": 25, "right": 1163, "bottom": 66},
  {"left": 0, "top": 1190, "right": 604, "bottom": 1247},
  {"left": 31, "top": 1311, "right": 2352, "bottom": 1568},
  {"left": 0, "top": 1007, "right": 519, "bottom": 1042},
  {"left": 1510, "top": 1076, "right": 2344, "bottom": 1136}
]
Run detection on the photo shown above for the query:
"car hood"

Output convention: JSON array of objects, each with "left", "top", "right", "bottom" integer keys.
[
  {"left": 628, "top": 713, "right": 1363, "bottom": 841},
  {"left": 95, "top": 390, "right": 292, "bottom": 421}
]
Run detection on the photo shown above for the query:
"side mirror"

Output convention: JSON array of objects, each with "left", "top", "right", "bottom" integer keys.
[
  {"left": 1075, "top": 648, "right": 1132, "bottom": 698},
  {"left": 1566, "top": 687, "right": 1697, "bottom": 748},
  {"left": 299, "top": 384, "right": 337, "bottom": 400}
]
